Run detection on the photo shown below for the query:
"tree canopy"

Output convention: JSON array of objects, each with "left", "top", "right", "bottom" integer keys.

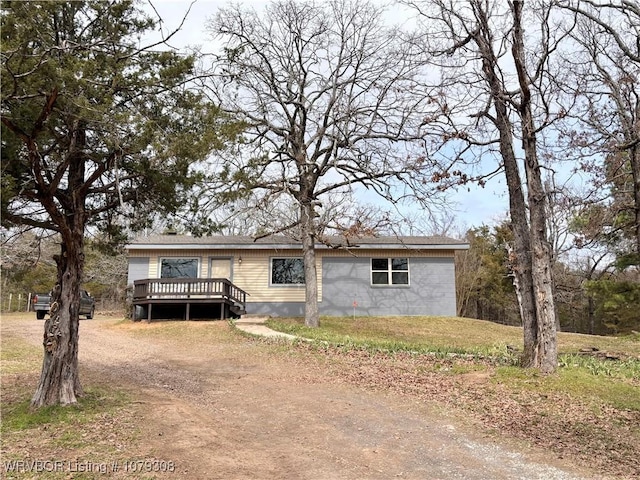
[
  {"left": 1, "top": 0, "right": 234, "bottom": 238},
  {"left": 202, "top": 0, "right": 437, "bottom": 327},
  {"left": 1, "top": 0, "right": 237, "bottom": 407}
]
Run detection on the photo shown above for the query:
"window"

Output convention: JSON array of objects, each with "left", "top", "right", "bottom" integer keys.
[
  {"left": 161, "top": 258, "right": 198, "bottom": 278},
  {"left": 371, "top": 258, "right": 409, "bottom": 285},
  {"left": 271, "top": 258, "right": 305, "bottom": 285}
]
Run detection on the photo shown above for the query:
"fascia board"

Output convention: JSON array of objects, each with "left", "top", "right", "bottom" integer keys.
[{"left": 126, "top": 243, "right": 469, "bottom": 251}]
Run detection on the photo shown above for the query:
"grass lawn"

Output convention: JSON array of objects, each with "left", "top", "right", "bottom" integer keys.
[
  {"left": 266, "top": 315, "right": 640, "bottom": 478},
  {"left": 267, "top": 316, "right": 640, "bottom": 410},
  {"left": 267, "top": 315, "right": 640, "bottom": 354}
]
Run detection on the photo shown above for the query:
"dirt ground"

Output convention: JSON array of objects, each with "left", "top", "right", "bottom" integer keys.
[{"left": 1, "top": 314, "right": 614, "bottom": 479}]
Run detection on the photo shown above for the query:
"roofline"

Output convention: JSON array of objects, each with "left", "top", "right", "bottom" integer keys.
[{"left": 126, "top": 242, "right": 469, "bottom": 251}]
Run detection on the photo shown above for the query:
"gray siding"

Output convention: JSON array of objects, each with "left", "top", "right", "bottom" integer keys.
[
  {"left": 127, "top": 254, "right": 457, "bottom": 318},
  {"left": 320, "top": 256, "right": 457, "bottom": 316},
  {"left": 245, "top": 302, "right": 305, "bottom": 317},
  {"left": 127, "top": 257, "right": 149, "bottom": 285}
]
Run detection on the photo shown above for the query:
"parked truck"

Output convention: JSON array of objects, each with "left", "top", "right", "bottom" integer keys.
[{"left": 31, "top": 290, "right": 96, "bottom": 320}]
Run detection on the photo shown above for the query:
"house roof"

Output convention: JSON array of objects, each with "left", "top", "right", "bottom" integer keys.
[{"left": 126, "top": 234, "right": 469, "bottom": 251}]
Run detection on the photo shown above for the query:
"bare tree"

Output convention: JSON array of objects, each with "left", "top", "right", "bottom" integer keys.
[
  {"left": 556, "top": 0, "right": 640, "bottom": 265},
  {"left": 0, "top": 230, "right": 58, "bottom": 294},
  {"left": 406, "top": 0, "right": 569, "bottom": 372},
  {"left": 203, "top": 0, "right": 437, "bottom": 327}
]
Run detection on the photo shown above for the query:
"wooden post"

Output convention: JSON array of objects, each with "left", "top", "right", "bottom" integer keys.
[{"left": 186, "top": 303, "right": 190, "bottom": 321}]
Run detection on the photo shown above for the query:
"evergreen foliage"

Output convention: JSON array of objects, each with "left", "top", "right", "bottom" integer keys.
[
  {"left": 0, "top": 0, "right": 238, "bottom": 407},
  {"left": 1, "top": 0, "right": 235, "bottom": 236}
]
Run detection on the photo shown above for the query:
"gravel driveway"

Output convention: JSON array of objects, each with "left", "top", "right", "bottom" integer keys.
[{"left": 3, "top": 315, "right": 599, "bottom": 480}]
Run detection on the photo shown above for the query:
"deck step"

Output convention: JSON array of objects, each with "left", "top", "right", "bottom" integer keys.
[{"left": 229, "top": 304, "right": 246, "bottom": 318}]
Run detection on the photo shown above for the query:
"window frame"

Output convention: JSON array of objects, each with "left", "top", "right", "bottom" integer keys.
[
  {"left": 270, "top": 257, "right": 305, "bottom": 286},
  {"left": 370, "top": 257, "right": 410, "bottom": 286},
  {"left": 159, "top": 257, "right": 200, "bottom": 279}
]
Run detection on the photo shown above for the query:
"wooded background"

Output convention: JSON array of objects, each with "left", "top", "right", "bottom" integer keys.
[{"left": 2, "top": 228, "right": 637, "bottom": 336}]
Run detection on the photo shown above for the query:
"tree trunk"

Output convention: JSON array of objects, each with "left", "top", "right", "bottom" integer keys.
[
  {"left": 31, "top": 232, "right": 85, "bottom": 407},
  {"left": 512, "top": 0, "right": 557, "bottom": 373},
  {"left": 470, "top": 0, "right": 558, "bottom": 371},
  {"left": 503, "top": 145, "right": 539, "bottom": 368},
  {"left": 588, "top": 294, "right": 596, "bottom": 335},
  {"left": 527, "top": 238, "right": 557, "bottom": 373},
  {"left": 474, "top": 23, "right": 538, "bottom": 368},
  {"left": 630, "top": 143, "right": 640, "bottom": 259},
  {"left": 301, "top": 201, "right": 320, "bottom": 327},
  {"left": 31, "top": 123, "right": 87, "bottom": 407}
]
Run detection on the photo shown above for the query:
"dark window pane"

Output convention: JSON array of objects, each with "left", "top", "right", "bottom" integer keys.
[
  {"left": 272, "top": 258, "right": 305, "bottom": 284},
  {"left": 392, "top": 272, "right": 409, "bottom": 285},
  {"left": 161, "top": 258, "right": 198, "bottom": 278},
  {"left": 372, "top": 271, "right": 389, "bottom": 285},
  {"left": 392, "top": 258, "right": 408, "bottom": 270},
  {"left": 371, "top": 258, "right": 388, "bottom": 270}
]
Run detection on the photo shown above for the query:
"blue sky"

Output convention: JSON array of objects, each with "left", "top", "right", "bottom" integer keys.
[{"left": 452, "top": 180, "right": 510, "bottom": 229}]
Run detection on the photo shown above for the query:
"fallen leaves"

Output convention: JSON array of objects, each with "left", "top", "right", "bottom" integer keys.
[{"left": 288, "top": 342, "right": 640, "bottom": 480}]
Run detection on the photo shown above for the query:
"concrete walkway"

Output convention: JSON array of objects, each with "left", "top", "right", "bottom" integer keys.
[{"left": 233, "top": 316, "right": 298, "bottom": 340}]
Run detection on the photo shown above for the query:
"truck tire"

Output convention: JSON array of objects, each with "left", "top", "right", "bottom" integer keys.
[
  {"left": 86, "top": 307, "right": 94, "bottom": 320},
  {"left": 36, "top": 310, "right": 45, "bottom": 320}
]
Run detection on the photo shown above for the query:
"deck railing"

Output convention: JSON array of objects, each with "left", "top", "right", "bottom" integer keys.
[{"left": 133, "top": 278, "right": 247, "bottom": 306}]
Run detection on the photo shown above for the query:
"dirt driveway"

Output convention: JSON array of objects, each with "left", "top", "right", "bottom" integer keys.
[{"left": 2, "top": 315, "right": 600, "bottom": 479}]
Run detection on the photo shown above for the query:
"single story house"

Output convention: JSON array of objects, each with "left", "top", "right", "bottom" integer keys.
[{"left": 126, "top": 234, "right": 469, "bottom": 320}]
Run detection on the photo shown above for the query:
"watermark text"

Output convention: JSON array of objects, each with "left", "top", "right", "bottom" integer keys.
[{"left": 3, "top": 459, "right": 176, "bottom": 474}]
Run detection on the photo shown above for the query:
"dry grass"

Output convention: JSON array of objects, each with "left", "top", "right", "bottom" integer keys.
[
  {"left": 109, "top": 318, "right": 238, "bottom": 343},
  {"left": 269, "top": 315, "right": 640, "bottom": 356},
  {"left": 1, "top": 332, "right": 42, "bottom": 375},
  {"left": 268, "top": 315, "right": 640, "bottom": 410},
  {"left": 2, "top": 313, "right": 638, "bottom": 479},
  {"left": 1, "top": 335, "right": 141, "bottom": 479},
  {"left": 263, "top": 315, "right": 640, "bottom": 478}
]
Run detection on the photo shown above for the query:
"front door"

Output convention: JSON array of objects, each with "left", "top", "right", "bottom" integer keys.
[{"left": 210, "top": 258, "right": 231, "bottom": 280}]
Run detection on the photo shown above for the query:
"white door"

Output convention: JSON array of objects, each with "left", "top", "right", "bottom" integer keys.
[{"left": 210, "top": 258, "right": 231, "bottom": 279}]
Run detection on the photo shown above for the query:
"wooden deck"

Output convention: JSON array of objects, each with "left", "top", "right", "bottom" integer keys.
[{"left": 133, "top": 278, "right": 248, "bottom": 321}]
